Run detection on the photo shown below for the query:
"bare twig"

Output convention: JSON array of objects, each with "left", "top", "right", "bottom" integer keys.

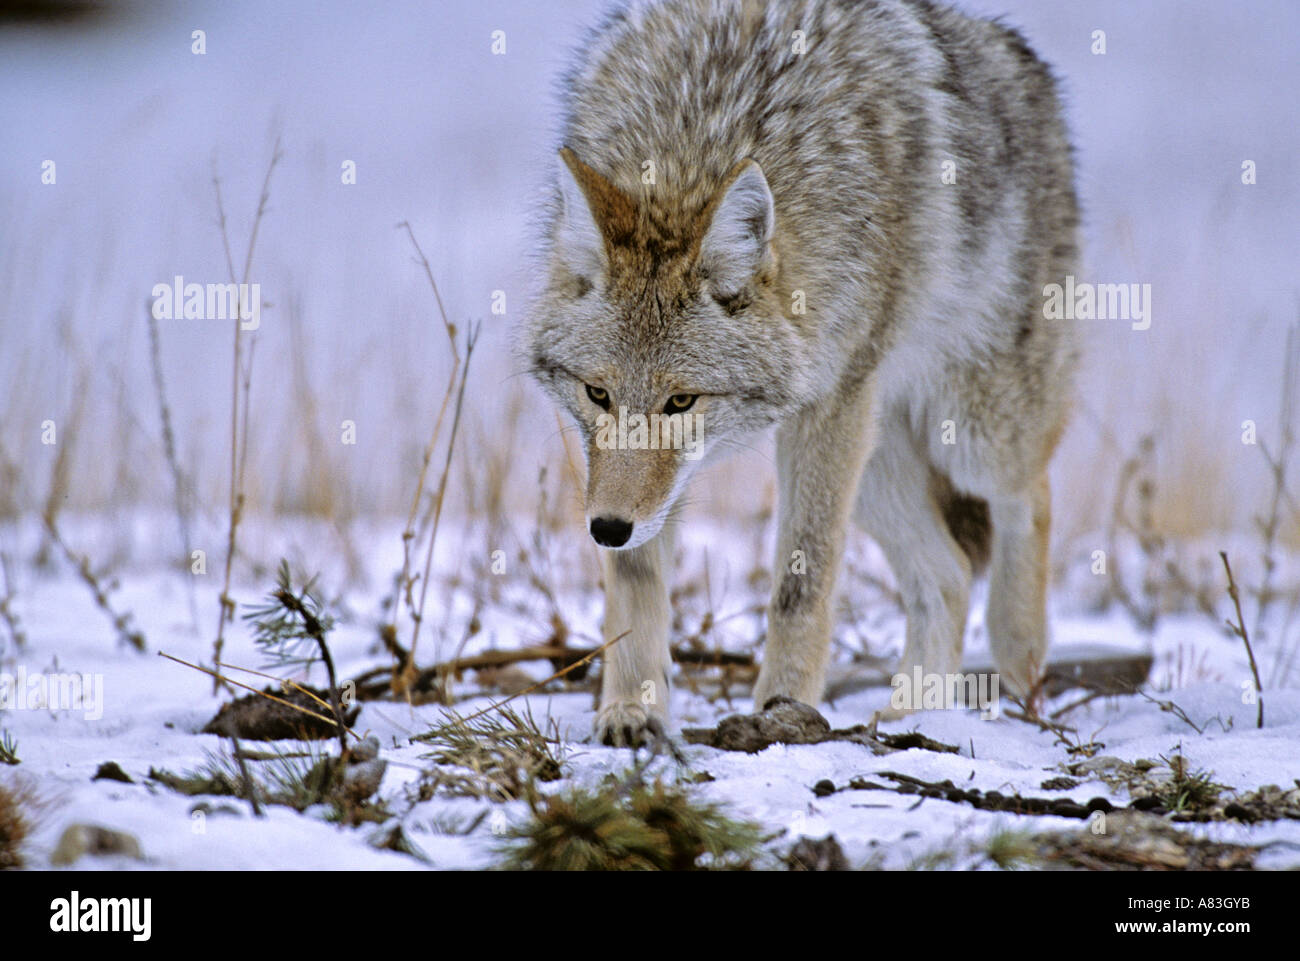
[
  {"left": 444, "top": 630, "right": 630, "bottom": 729},
  {"left": 349, "top": 640, "right": 754, "bottom": 701},
  {"left": 1049, "top": 689, "right": 1109, "bottom": 721},
  {"left": 1252, "top": 323, "right": 1298, "bottom": 645},
  {"left": 211, "top": 139, "right": 283, "bottom": 693},
  {"left": 398, "top": 221, "right": 458, "bottom": 358},
  {"left": 145, "top": 301, "right": 198, "bottom": 631},
  {"left": 34, "top": 369, "right": 89, "bottom": 570},
  {"left": 1104, "top": 434, "right": 1221, "bottom": 628},
  {"left": 41, "top": 514, "right": 145, "bottom": 651},
  {"left": 1135, "top": 689, "right": 1232, "bottom": 736},
  {"left": 387, "top": 223, "right": 469, "bottom": 697},
  {"left": 1220, "top": 552, "right": 1264, "bottom": 729},
  {"left": 1106, "top": 437, "right": 1159, "bottom": 631},
  {"left": 0, "top": 550, "right": 26, "bottom": 651},
  {"left": 1004, "top": 706, "right": 1076, "bottom": 739},
  {"left": 221, "top": 721, "right": 264, "bottom": 817},
  {"left": 405, "top": 322, "right": 481, "bottom": 683}
]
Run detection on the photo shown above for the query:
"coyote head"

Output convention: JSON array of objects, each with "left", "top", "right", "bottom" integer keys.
[{"left": 526, "top": 147, "right": 804, "bottom": 550}]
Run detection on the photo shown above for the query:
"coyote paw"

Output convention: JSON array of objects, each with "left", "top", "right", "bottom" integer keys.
[{"left": 594, "top": 701, "right": 665, "bottom": 748}]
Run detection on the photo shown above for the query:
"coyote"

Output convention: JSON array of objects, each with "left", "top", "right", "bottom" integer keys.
[{"left": 523, "top": 0, "right": 1079, "bottom": 745}]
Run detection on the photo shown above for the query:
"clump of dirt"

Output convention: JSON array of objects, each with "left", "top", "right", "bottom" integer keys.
[
  {"left": 785, "top": 834, "right": 850, "bottom": 871},
  {"left": 681, "top": 697, "right": 957, "bottom": 755},
  {"left": 682, "top": 697, "right": 834, "bottom": 752},
  {"left": 201, "top": 685, "right": 358, "bottom": 740},
  {"left": 92, "top": 761, "right": 133, "bottom": 783}
]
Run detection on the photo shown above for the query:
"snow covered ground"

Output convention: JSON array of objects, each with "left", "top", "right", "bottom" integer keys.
[{"left": 2, "top": 514, "right": 1297, "bottom": 871}]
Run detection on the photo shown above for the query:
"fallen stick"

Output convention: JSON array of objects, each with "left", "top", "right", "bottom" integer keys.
[{"left": 350, "top": 643, "right": 758, "bottom": 700}]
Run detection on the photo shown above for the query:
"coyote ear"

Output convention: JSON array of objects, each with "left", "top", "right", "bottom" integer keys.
[
  {"left": 556, "top": 147, "right": 635, "bottom": 279},
  {"left": 698, "top": 160, "right": 774, "bottom": 293}
]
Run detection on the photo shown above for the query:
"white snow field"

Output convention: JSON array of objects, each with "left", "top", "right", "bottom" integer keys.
[{"left": 1, "top": 513, "right": 1297, "bottom": 871}]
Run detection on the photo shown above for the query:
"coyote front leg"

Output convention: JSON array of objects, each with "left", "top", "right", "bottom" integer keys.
[
  {"left": 753, "top": 375, "right": 878, "bottom": 708},
  {"left": 595, "top": 520, "right": 676, "bottom": 746}
]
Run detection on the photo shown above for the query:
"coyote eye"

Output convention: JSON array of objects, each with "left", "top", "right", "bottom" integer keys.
[
  {"left": 664, "top": 394, "right": 697, "bottom": 414},
  {"left": 585, "top": 384, "right": 610, "bottom": 410}
]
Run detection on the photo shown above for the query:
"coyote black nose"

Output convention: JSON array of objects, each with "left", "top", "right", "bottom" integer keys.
[{"left": 590, "top": 516, "right": 633, "bottom": 548}]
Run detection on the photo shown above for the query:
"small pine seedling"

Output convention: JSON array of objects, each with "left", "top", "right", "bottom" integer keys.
[
  {"left": 499, "top": 774, "right": 764, "bottom": 871},
  {"left": 1155, "top": 748, "right": 1223, "bottom": 814}
]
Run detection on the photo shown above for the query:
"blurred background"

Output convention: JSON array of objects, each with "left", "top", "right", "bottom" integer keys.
[{"left": 0, "top": 0, "right": 1297, "bottom": 585}]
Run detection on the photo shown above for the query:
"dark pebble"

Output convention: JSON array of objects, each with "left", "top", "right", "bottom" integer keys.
[
  {"left": 1223, "top": 803, "right": 1255, "bottom": 822},
  {"left": 92, "top": 761, "right": 134, "bottom": 784}
]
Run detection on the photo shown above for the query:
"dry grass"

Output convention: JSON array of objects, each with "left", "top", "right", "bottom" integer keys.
[
  {"left": 0, "top": 549, "right": 25, "bottom": 651},
  {"left": 1082, "top": 324, "right": 1300, "bottom": 699},
  {"left": 412, "top": 702, "right": 566, "bottom": 802},
  {"left": 150, "top": 744, "right": 385, "bottom": 825},
  {"left": 0, "top": 778, "right": 33, "bottom": 869},
  {"left": 145, "top": 297, "right": 199, "bottom": 629},
  {"left": 210, "top": 139, "right": 283, "bottom": 691},
  {"left": 0, "top": 305, "right": 1291, "bottom": 601},
  {"left": 267, "top": 291, "right": 366, "bottom": 587},
  {"left": 381, "top": 222, "right": 481, "bottom": 700},
  {"left": 32, "top": 365, "right": 89, "bottom": 572}
]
